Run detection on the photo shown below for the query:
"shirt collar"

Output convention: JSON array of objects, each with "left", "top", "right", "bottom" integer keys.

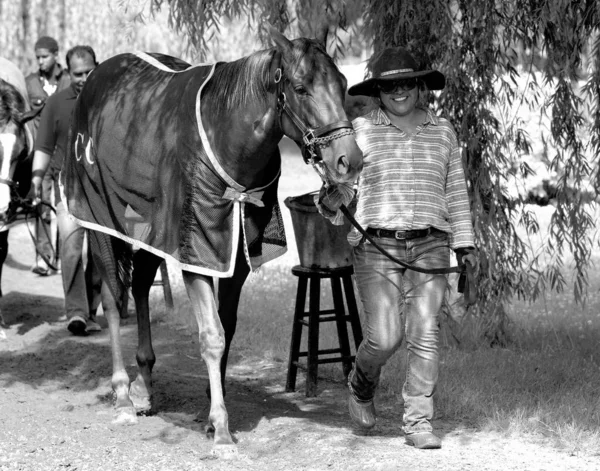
[
  {"left": 38, "top": 63, "right": 66, "bottom": 81},
  {"left": 371, "top": 107, "right": 439, "bottom": 126}
]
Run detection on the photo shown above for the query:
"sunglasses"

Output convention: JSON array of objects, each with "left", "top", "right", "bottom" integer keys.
[{"left": 377, "top": 78, "right": 418, "bottom": 94}]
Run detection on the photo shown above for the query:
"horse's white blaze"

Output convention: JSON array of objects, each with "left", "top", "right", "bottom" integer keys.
[{"left": 0, "top": 133, "right": 16, "bottom": 214}]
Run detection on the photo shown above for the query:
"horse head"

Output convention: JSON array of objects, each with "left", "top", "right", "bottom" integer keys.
[
  {"left": 269, "top": 27, "right": 363, "bottom": 186},
  {"left": 0, "top": 79, "right": 34, "bottom": 223}
]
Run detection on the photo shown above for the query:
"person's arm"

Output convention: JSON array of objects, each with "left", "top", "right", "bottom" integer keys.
[
  {"left": 30, "top": 95, "right": 56, "bottom": 203},
  {"left": 445, "top": 125, "right": 475, "bottom": 251},
  {"left": 30, "top": 150, "right": 51, "bottom": 203}
]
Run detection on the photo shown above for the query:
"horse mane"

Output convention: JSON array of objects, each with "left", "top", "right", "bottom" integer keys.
[
  {"left": 204, "top": 49, "right": 274, "bottom": 117},
  {"left": 204, "top": 37, "right": 340, "bottom": 118},
  {"left": 0, "top": 79, "right": 26, "bottom": 127}
]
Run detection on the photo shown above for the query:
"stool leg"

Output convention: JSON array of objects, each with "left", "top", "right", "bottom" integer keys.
[
  {"left": 342, "top": 274, "right": 363, "bottom": 348},
  {"left": 306, "top": 275, "right": 321, "bottom": 397},
  {"left": 286, "top": 275, "right": 307, "bottom": 392},
  {"left": 331, "top": 275, "right": 353, "bottom": 378},
  {"left": 159, "top": 262, "right": 174, "bottom": 311}
]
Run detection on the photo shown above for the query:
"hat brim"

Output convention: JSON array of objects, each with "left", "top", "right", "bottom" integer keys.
[{"left": 348, "top": 70, "right": 446, "bottom": 97}]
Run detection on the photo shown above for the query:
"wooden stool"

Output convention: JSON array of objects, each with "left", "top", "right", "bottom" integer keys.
[
  {"left": 153, "top": 261, "right": 174, "bottom": 311},
  {"left": 286, "top": 265, "right": 363, "bottom": 397}
]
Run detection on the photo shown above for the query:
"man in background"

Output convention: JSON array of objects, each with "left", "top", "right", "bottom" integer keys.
[
  {"left": 25, "top": 36, "right": 70, "bottom": 131},
  {"left": 25, "top": 36, "right": 70, "bottom": 276},
  {"left": 31, "top": 45, "right": 102, "bottom": 336}
]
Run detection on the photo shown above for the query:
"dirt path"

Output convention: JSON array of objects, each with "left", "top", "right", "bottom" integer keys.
[{"left": 0, "top": 223, "right": 597, "bottom": 471}]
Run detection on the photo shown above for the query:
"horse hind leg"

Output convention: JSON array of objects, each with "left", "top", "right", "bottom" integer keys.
[
  {"left": 128, "top": 249, "right": 162, "bottom": 414},
  {"left": 101, "top": 281, "right": 138, "bottom": 424},
  {"left": 89, "top": 231, "right": 137, "bottom": 425},
  {"left": 183, "top": 271, "right": 236, "bottom": 455}
]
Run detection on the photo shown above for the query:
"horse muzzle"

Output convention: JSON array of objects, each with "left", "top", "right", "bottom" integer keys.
[{"left": 316, "top": 133, "right": 363, "bottom": 185}]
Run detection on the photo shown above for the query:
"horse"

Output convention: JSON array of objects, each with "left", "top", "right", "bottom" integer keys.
[
  {"left": 0, "top": 68, "right": 39, "bottom": 300},
  {"left": 62, "top": 27, "right": 363, "bottom": 455}
]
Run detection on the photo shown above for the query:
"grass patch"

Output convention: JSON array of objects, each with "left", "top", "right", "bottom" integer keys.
[{"left": 233, "top": 262, "right": 600, "bottom": 456}]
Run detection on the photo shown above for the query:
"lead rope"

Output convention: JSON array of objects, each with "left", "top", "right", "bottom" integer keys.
[{"left": 338, "top": 204, "right": 463, "bottom": 275}]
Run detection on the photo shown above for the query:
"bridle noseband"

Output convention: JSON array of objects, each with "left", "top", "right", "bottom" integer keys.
[{"left": 274, "top": 66, "right": 354, "bottom": 185}]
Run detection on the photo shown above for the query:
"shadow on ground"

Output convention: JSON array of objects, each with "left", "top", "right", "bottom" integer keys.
[
  {"left": 0, "top": 316, "right": 386, "bottom": 442},
  {"left": 0, "top": 291, "right": 63, "bottom": 335}
]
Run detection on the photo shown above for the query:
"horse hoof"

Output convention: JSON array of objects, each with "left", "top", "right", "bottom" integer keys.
[
  {"left": 211, "top": 443, "right": 238, "bottom": 459},
  {"left": 129, "top": 380, "right": 152, "bottom": 414},
  {"left": 130, "top": 393, "right": 152, "bottom": 414},
  {"left": 112, "top": 407, "right": 138, "bottom": 425},
  {"left": 205, "top": 423, "right": 215, "bottom": 439}
]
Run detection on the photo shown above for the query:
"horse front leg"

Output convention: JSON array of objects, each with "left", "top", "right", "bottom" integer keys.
[
  {"left": 102, "top": 282, "right": 138, "bottom": 425},
  {"left": 0, "top": 231, "right": 8, "bottom": 326},
  {"left": 214, "top": 253, "right": 250, "bottom": 396},
  {"left": 0, "top": 230, "right": 8, "bottom": 296},
  {"left": 183, "top": 271, "right": 236, "bottom": 454},
  {"left": 129, "top": 249, "right": 162, "bottom": 414}
]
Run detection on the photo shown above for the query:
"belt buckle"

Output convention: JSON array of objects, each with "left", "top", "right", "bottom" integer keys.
[{"left": 394, "top": 230, "right": 406, "bottom": 240}]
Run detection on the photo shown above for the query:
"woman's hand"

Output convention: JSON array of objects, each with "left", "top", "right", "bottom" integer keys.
[
  {"left": 314, "top": 183, "right": 355, "bottom": 225},
  {"left": 455, "top": 247, "right": 476, "bottom": 268}
]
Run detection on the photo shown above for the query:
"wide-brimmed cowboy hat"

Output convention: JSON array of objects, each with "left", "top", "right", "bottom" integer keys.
[{"left": 348, "top": 47, "right": 445, "bottom": 97}]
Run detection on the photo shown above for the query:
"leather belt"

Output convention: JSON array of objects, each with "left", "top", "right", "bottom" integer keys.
[{"left": 366, "top": 227, "right": 439, "bottom": 240}]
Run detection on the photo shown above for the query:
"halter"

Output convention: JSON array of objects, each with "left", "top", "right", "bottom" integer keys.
[{"left": 274, "top": 67, "right": 355, "bottom": 186}]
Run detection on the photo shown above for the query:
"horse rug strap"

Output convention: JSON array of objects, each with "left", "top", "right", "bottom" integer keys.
[{"left": 62, "top": 52, "right": 287, "bottom": 284}]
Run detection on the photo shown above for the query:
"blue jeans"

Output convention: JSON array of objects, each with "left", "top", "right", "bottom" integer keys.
[
  {"left": 56, "top": 201, "right": 102, "bottom": 321},
  {"left": 350, "top": 230, "right": 450, "bottom": 433}
]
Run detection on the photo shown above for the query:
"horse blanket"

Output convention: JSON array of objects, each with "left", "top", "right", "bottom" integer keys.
[{"left": 62, "top": 52, "right": 287, "bottom": 277}]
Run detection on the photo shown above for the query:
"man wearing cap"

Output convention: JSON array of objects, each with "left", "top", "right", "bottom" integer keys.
[
  {"left": 26, "top": 36, "right": 70, "bottom": 276},
  {"left": 318, "top": 47, "right": 477, "bottom": 449}
]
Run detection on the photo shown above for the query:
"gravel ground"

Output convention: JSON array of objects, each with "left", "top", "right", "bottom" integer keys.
[{"left": 1, "top": 225, "right": 598, "bottom": 471}]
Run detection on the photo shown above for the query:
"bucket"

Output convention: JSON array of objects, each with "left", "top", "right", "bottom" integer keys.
[{"left": 284, "top": 191, "right": 353, "bottom": 269}]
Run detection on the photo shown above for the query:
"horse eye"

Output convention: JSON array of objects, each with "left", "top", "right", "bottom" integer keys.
[{"left": 294, "top": 85, "right": 309, "bottom": 96}]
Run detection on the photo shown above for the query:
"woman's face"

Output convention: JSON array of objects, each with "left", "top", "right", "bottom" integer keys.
[{"left": 377, "top": 78, "right": 419, "bottom": 118}]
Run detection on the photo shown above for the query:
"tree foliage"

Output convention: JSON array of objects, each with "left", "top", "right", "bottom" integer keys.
[
  {"left": 3, "top": 0, "right": 599, "bottom": 342},
  {"left": 0, "top": 0, "right": 193, "bottom": 71},
  {"left": 149, "top": 0, "right": 600, "bottom": 343},
  {"left": 359, "top": 0, "right": 600, "bottom": 342}
]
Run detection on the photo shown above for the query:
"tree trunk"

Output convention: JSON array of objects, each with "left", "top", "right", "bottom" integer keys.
[
  {"left": 21, "top": 0, "right": 31, "bottom": 54},
  {"left": 36, "top": 0, "right": 48, "bottom": 36},
  {"left": 57, "top": 0, "right": 66, "bottom": 49}
]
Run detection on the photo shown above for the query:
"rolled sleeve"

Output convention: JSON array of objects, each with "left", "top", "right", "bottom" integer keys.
[{"left": 446, "top": 132, "right": 475, "bottom": 249}]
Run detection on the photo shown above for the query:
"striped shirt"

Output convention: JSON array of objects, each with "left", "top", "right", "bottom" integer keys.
[{"left": 348, "top": 107, "right": 474, "bottom": 249}]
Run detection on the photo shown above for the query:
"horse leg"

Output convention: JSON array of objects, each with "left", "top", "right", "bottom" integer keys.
[
  {"left": 183, "top": 271, "right": 236, "bottom": 454},
  {"left": 129, "top": 249, "right": 162, "bottom": 413},
  {"left": 102, "top": 281, "right": 138, "bottom": 425},
  {"left": 206, "top": 248, "right": 250, "bottom": 398},
  {"left": 0, "top": 230, "right": 8, "bottom": 299},
  {"left": 0, "top": 230, "right": 7, "bottom": 326}
]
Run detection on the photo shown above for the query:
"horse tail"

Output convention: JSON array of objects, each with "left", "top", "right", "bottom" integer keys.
[{"left": 88, "top": 229, "right": 132, "bottom": 313}]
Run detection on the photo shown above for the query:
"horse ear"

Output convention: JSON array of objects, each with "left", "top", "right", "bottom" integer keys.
[
  {"left": 268, "top": 25, "right": 294, "bottom": 56},
  {"left": 315, "top": 24, "right": 329, "bottom": 49}
]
